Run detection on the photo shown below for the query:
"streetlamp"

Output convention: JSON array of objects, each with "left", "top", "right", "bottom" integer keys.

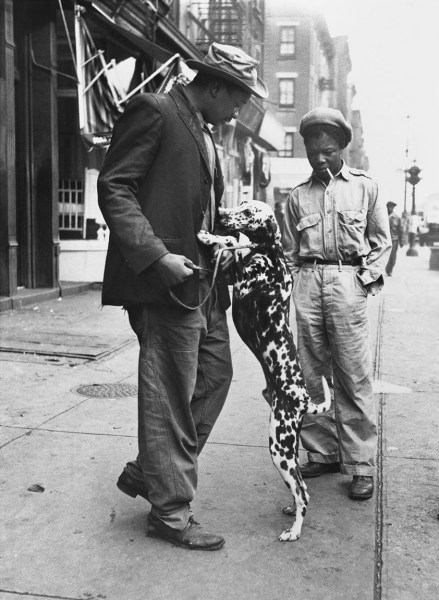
[
  {"left": 403, "top": 115, "right": 410, "bottom": 214},
  {"left": 405, "top": 162, "right": 421, "bottom": 257}
]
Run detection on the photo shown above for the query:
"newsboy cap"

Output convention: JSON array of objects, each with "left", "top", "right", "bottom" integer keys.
[
  {"left": 387, "top": 201, "right": 397, "bottom": 208},
  {"left": 300, "top": 107, "right": 353, "bottom": 145},
  {"left": 186, "top": 43, "right": 269, "bottom": 99}
]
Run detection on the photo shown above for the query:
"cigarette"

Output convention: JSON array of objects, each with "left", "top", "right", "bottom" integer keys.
[{"left": 326, "top": 168, "right": 334, "bottom": 180}]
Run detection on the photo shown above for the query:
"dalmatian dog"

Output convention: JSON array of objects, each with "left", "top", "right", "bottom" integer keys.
[{"left": 198, "top": 200, "right": 331, "bottom": 542}]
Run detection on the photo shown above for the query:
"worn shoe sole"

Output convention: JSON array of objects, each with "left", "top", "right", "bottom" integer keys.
[
  {"left": 147, "top": 521, "right": 225, "bottom": 551},
  {"left": 348, "top": 488, "right": 374, "bottom": 500},
  {"left": 117, "top": 473, "right": 148, "bottom": 501}
]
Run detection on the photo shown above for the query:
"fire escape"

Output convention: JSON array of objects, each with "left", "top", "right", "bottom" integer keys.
[{"left": 186, "top": 1, "right": 263, "bottom": 54}]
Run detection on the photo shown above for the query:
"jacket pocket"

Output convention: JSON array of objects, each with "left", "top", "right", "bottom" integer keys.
[
  {"left": 296, "top": 212, "right": 323, "bottom": 254},
  {"left": 337, "top": 209, "right": 367, "bottom": 253}
]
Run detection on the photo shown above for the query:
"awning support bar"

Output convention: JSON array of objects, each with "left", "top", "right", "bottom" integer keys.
[{"left": 117, "top": 53, "right": 180, "bottom": 105}]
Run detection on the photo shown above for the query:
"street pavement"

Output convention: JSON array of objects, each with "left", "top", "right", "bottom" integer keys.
[{"left": 0, "top": 246, "right": 438, "bottom": 600}]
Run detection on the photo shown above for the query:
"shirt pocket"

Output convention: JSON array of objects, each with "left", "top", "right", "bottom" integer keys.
[
  {"left": 296, "top": 212, "right": 323, "bottom": 255},
  {"left": 337, "top": 209, "right": 367, "bottom": 253}
]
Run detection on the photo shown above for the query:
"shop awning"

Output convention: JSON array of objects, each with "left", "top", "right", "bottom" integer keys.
[
  {"left": 257, "top": 110, "right": 285, "bottom": 152},
  {"left": 74, "top": 6, "right": 180, "bottom": 149},
  {"left": 236, "top": 99, "right": 285, "bottom": 152},
  {"left": 82, "top": 2, "right": 175, "bottom": 64}
]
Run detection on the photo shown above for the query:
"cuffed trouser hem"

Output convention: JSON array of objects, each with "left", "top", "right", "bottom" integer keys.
[
  {"left": 306, "top": 451, "right": 339, "bottom": 464},
  {"left": 149, "top": 505, "right": 194, "bottom": 530},
  {"left": 340, "top": 466, "right": 375, "bottom": 477}
]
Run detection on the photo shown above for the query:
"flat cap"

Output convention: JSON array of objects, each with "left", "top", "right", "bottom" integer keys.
[
  {"left": 300, "top": 107, "right": 353, "bottom": 145},
  {"left": 387, "top": 201, "right": 397, "bottom": 207}
]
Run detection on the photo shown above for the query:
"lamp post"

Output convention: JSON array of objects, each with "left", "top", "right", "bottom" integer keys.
[
  {"left": 403, "top": 115, "right": 410, "bottom": 214},
  {"left": 406, "top": 162, "right": 421, "bottom": 257}
]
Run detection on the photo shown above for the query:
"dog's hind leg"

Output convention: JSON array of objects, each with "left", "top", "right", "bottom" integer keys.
[{"left": 268, "top": 407, "right": 309, "bottom": 541}]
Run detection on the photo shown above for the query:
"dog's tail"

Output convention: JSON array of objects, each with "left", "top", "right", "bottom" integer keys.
[{"left": 305, "top": 376, "right": 332, "bottom": 415}]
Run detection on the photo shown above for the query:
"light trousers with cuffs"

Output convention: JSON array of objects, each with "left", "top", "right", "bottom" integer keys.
[
  {"left": 293, "top": 264, "right": 377, "bottom": 477},
  {"left": 124, "top": 280, "right": 232, "bottom": 529}
]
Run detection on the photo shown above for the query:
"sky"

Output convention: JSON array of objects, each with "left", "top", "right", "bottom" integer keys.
[{"left": 309, "top": 0, "right": 439, "bottom": 212}]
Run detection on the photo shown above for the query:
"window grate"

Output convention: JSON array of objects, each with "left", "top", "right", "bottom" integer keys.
[{"left": 58, "top": 179, "right": 84, "bottom": 233}]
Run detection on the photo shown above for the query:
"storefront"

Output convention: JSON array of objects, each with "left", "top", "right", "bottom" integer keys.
[{"left": 0, "top": 0, "right": 284, "bottom": 304}]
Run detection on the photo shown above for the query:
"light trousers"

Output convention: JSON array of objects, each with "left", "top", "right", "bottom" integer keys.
[
  {"left": 293, "top": 264, "right": 377, "bottom": 476},
  {"left": 125, "top": 282, "right": 232, "bottom": 529}
]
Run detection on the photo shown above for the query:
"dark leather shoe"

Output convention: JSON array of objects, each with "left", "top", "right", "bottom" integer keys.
[
  {"left": 147, "top": 514, "right": 225, "bottom": 551},
  {"left": 349, "top": 475, "right": 374, "bottom": 500},
  {"left": 300, "top": 461, "right": 340, "bottom": 478},
  {"left": 117, "top": 470, "right": 148, "bottom": 501}
]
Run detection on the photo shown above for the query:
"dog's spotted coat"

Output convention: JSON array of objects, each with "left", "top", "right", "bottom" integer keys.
[{"left": 198, "top": 200, "right": 330, "bottom": 541}]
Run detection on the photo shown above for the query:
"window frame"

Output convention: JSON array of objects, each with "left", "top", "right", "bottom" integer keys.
[
  {"left": 278, "top": 132, "right": 294, "bottom": 158},
  {"left": 278, "top": 78, "right": 295, "bottom": 108},
  {"left": 279, "top": 26, "right": 296, "bottom": 57}
]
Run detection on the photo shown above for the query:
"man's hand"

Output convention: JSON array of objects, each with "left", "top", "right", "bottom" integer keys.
[
  {"left": 212, "top": 242, "right": 234, "bottom": 272},
  {"left": 152, "top": 253, "right": 195, "bottom": 288}
]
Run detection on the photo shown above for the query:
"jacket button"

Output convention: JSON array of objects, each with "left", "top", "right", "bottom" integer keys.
[{"left": 204, "top": 177, "right": 209, "bottom": 183}]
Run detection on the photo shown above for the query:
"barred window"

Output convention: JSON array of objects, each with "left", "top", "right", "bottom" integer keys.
[{"left": 58, "top": 179, "right": 84, "bottom": 234}]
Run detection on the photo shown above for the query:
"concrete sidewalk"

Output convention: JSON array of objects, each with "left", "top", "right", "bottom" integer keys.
[{"left": 0, "top": 247, "right": 438, "bottom": 600}]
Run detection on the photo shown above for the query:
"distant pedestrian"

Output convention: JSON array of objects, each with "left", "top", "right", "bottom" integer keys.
[
  {"left": 400, "top": 210, "right": 409, "bottom": 246},
  {"left": 385, "top": 201, "right": 404, "bottom": 276},
  {"left": 98, "top": 43, "right": 268, "bottom": 551},
  {"left": 283, "top": 107, "right": 391, "bottom": 501}
]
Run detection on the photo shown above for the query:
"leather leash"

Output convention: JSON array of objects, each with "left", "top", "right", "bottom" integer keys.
[{"left": 169, "top": 244, "right": 256, "bottom": 311}]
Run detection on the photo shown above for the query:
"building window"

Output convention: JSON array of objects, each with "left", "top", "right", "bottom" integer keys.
[
  {"left": 279, "top": 79, "right": 295, "bottom": 107},
  {"left": 280, "top": 26, "right": 296, "bottom": 56},
  {"left": 279, "top": 133, "right": 294, "bottom": 157},
  {"left": 58, "top": 179, "right": 84, "bottom": 238}
]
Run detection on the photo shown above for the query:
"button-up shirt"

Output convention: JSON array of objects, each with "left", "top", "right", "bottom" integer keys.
[{"left": 283, "top": 161, "right": 391, "bottom": 290}]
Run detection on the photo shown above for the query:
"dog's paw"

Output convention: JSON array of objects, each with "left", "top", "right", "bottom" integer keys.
[
  {"left": 279, "top": 527, "right": 301, "bottom": 542},
  {"left": 282, "top": 505, "right": 296, "bottom": 516}
]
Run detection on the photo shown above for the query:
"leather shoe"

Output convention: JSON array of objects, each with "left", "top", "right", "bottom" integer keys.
[
  {"left": 300, "top": 461, "right": 340, "bottom": 478},
  {"left": 349, "top": 475, "right": 374, "bottom": 500},
  {"left": 147, "top": 514, "right": 225, "bottom": 551},
  {"left": 117, "top": 470, "right": 148, "bottom": 501}
]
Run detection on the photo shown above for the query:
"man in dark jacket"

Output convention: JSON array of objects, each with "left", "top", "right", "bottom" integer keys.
[{"left": 97, "top": 43, "right": 268, "bottom": 551}]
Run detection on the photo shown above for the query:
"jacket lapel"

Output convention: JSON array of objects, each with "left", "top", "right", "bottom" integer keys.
[
  {"left": 169, "top": 86, "right": 224, "bottom": 207},
  {"left": 169, "top": 87, "right": 211, "bottom": 175}
]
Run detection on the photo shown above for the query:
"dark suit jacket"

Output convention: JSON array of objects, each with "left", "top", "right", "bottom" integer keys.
[{"left": 97, "top": 85, "right": 230, "bottom": 309}]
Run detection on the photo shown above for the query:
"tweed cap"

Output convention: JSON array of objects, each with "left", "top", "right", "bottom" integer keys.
[
  {"left": 300, "top": 107, "right": 353, "bottom": 144},
  {"left": 186, "top": 43, "right": 269, "bottom": 99}
]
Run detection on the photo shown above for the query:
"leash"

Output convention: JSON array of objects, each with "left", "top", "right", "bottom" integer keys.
[{"left": 168, "top": 243, "right": 258, "bottom": 311}]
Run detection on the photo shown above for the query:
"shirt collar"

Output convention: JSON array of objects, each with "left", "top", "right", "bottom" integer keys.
[
  {"left": 339, "top": 160, "right": 352, "bottom": 180},
  {"left": 177, "top": 85, "right": 210, "bottom": 130},
  {"left": 309, "top": 159, "right": 352, "bottom": 184}
]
